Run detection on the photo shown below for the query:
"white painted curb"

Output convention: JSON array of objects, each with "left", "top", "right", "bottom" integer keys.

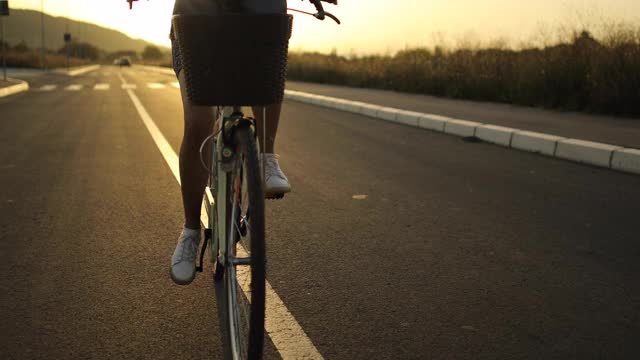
[
  {"left": 0, "top": 79, "right": 29, "bottom": 98},
  {"left": 476, "top": 125, "right": 517, "bottom": 146},
  {"left": 52, "top": 64, "right": 101, "bottom": 76},
  {"left": 135, "top": 65, "right": 175, "bottom": 75},
  {"left": 283, "top": 89, "right": 640, "bottom": 176},
  {"left": 555, "top": 139, "right": 623, "bottom": 168},
  {"left": 444, "top": 119, "right": 481, "bottom": 137},
  {"left": 511, "top": 131, "right": 565, "bottom": 156},
  {"left": 419, "top": 114, "right": 448, "bottom": 132},
  {"left": 611, "top": 148, "right": 640, "bottom": 175},
  {"left": 68, "top": 65, "right": 101, "bottom": 76}
]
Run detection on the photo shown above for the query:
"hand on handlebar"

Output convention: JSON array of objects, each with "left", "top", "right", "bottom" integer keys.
[
  {"left": 127, "top": 0, "right": 139, "bottom": 10},
  {"left": 292, "top": 0, "right": 340, "bottom": 24}
]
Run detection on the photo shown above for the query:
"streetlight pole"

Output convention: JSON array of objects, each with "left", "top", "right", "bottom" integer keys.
[
  {"left": 40, "top": 0, "right": 46, "bottom": 70},
  {"left": 1, "top": 15, "right": 6, "bottom": 81}
]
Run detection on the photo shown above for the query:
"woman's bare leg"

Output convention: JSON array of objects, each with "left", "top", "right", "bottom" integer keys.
[
  {"left": 252, "top": 103, "right": 281, "bottom": 154},
  {"left": 178, "top": 71, "right": 214, "bottom": 229}
]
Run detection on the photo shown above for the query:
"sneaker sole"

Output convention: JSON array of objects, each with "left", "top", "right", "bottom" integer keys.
[
  {"left": 170, "top": 268, "right": 196, "bottom": 286},
  {"left": 266, "top": 193, "right": 285, "bottom": 200}
]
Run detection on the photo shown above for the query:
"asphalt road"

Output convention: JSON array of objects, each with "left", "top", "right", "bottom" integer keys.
[{"left": 1, "top": 66, "right": 639, "bottom": 359}]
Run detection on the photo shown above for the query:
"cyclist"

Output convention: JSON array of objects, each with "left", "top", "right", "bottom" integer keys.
[{"left": 168, "top": 0, "right": 291, "bottom": 285}]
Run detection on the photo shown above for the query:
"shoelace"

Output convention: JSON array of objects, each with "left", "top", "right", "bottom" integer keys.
[
  {"left": 264, "top": 157, "right": 287, "bottom": 181},
  {"left": 174, "top": 236, "right": 199, "bottom": 264}
]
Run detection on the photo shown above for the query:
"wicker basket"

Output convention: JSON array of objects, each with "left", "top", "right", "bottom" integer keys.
[{"left": 172, "top": 14, "right": 293, "bottom": 106}]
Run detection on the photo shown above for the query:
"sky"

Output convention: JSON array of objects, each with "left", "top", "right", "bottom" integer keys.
[{"left": 12, "top": 0, "right": 640, "bottom": 54}]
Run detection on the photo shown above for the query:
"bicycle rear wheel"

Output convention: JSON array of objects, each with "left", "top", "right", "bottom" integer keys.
[{"left": 226, "top": 125, "right": 265, "bottom": 360}]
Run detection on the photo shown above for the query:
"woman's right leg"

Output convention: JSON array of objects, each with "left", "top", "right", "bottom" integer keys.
[
  {"left": 170, "top": 70, "right": 215, "bottom": 286},
  {"left": 177, "top": 70, "right": 215, "bottom": 230}
]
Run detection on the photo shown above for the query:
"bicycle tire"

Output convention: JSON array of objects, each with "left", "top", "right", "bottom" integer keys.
[{"left": 225, "top": 125, "right": 266, "bottom": 360}]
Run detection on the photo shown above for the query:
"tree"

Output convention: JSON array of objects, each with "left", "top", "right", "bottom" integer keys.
[
  {"left": 60, "top": 42, "right": 100, "bottom": 60},
  {"left": 142, "top": 45, "right": 163, "bottom": 61},
  {"left": 13, "top": 41, "right": 30, "bottom": 53}
]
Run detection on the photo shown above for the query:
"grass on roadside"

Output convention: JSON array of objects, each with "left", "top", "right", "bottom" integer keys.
[{"left": 287, "top": 26, "right": 640, "bottom": 117}]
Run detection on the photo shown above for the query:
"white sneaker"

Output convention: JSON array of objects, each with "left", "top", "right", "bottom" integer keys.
[
  {"left": 170, "top": 228, "right": 201, "bottom": 285},
  {"left": 263, "top": 153, "right": 291, "bottom": 198}
]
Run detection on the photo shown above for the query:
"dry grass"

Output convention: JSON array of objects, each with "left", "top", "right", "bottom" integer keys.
[
  {"left": 4, "top": 50, "right": 91, "bottom": 69},
  {"left": 287, "top": 26, "right": 640, "bottom": 117}
]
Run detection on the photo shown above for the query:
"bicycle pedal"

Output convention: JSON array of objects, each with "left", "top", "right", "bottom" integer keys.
[{"left": 265, "top": 193, "right": 285, "bottom": 200}]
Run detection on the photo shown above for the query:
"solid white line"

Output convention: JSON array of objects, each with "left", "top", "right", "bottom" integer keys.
[
  {"left": 171, "top": 82, "right": 180, "bottom": 89},
  {"left": 126, "top": 90, "right": 181, "bottom": 182},
  {"left": 124, "top": 78, "right": 324, "bottom": 360},
  {"left": 94, "top": 83, "right": 110, "bottom": 91},
  {"left": 122, "top": 84, "right": 137, "bottom": 90},
  {"left": 147, "top": 83, "right": 166, "bottom": 89},
  {"left": 65, "top": 84, "right": 83, "bottom": 91}
]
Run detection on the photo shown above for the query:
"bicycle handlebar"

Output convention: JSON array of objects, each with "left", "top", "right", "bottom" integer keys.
[{"left": 126, "top": 0, "right": 340, "bottom": 24}]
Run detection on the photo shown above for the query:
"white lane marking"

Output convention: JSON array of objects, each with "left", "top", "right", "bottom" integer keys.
[
  {"left": 147, "top": 83, "right": 166, "bottom": 89},
  {"left": 123, "top": 77, "right": 324, "bottom": 360},
  {"left": 38, "top": 85, "right": 57, "bottom": 91},
  {"left": 122, "top": 83, "right": 137, "bottom": 90},
  {"left": 65, "top": 84, "right": 83, "bottom": 91},
  {"left": 118, "top": 70, "right": 180, "bottom": 183},
  {"left": 171, "top": 82, "right": 180, "bottom": 89},
  {"left": 94, "top": 83, "right": 110, "bottom": 91}
]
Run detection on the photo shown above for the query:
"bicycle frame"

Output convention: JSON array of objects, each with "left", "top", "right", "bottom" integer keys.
[{"left": 204, "top": 106, "right": 262, "bottom": 268}]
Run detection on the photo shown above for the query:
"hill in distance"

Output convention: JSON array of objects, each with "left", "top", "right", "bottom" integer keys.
[{"left": 2, "top": 9, "right": 167, "bottom": 53}]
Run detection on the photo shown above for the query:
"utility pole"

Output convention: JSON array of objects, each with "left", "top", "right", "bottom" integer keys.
[
  {"left": 40, "top": 0, "right": 46, "bottom": 70},
  {"left": 0, "top": 0, "right": 8, "bottom": 81}
]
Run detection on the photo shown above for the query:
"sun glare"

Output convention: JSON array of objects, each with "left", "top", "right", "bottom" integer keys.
[{"left": 13, "top": 0, "right": 640, "bottom": 54}]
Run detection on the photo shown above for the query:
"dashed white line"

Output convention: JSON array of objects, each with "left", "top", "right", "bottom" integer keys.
[
  {"left": 94, "top": 83, "right": 110, "bottom": 91},
  {"left": 38, "top": 85, "right": 57, "bottom": 91},
  {"left": 122, "top": 73, "right": 324, "bottom": 360},
  {"left": 122, "top": 83, "right": 137, "bottom": 90},
  {"left": 65, "top": 84, "right": 83, "bottom": 91},
  {"left": 147, "top": 83, "right": 166, "bottom": 89}
]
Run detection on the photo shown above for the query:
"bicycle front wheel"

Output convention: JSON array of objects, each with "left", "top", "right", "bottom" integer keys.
[{"left": 226, "top": 125, "right": 266, "bottom": 360}]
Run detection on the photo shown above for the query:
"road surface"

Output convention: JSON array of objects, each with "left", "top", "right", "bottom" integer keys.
[{"left": 1, "top": 66, "right": 639, "bottom": 359}]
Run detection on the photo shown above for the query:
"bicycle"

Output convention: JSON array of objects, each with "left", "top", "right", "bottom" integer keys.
[{"left": 157, "top": 1, "right": 340, "bottom": 359}]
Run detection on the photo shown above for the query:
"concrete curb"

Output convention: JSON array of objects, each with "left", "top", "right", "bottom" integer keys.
[
  {"left": 0, "top": 79, "right": 29, "bottom": 98},
  {"left": 68, "top": 65, "right": 101, "bottom": 76},
  {"left": 135, "top": 65, "right": 175, "bottom": 76},
  {"left": 284, "top": 89, "right": 640, "bottom": 176},
  {"left": 52, "top": 64, "right": 101, "bottom": 76}
]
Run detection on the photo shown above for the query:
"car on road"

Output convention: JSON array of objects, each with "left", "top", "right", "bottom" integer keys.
[{"left": 114, "top": 57, "right": 132, "bottom": 67}]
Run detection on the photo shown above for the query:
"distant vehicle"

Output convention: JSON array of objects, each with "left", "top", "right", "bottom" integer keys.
[{"left": 114, "top": 57, "right": 132, "bottom": 67}]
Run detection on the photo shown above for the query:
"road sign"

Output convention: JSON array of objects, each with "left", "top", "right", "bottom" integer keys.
[
  {"left": 64, "top": 33, "right": 71, "bottom": 42},
  {"left": 0, "top": 1, "right": 9, "bottom": 16}
]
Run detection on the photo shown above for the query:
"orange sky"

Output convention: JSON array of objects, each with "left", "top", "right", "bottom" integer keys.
[{"left": 13, "top": 0, "right": 640, "bottom": 54}]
